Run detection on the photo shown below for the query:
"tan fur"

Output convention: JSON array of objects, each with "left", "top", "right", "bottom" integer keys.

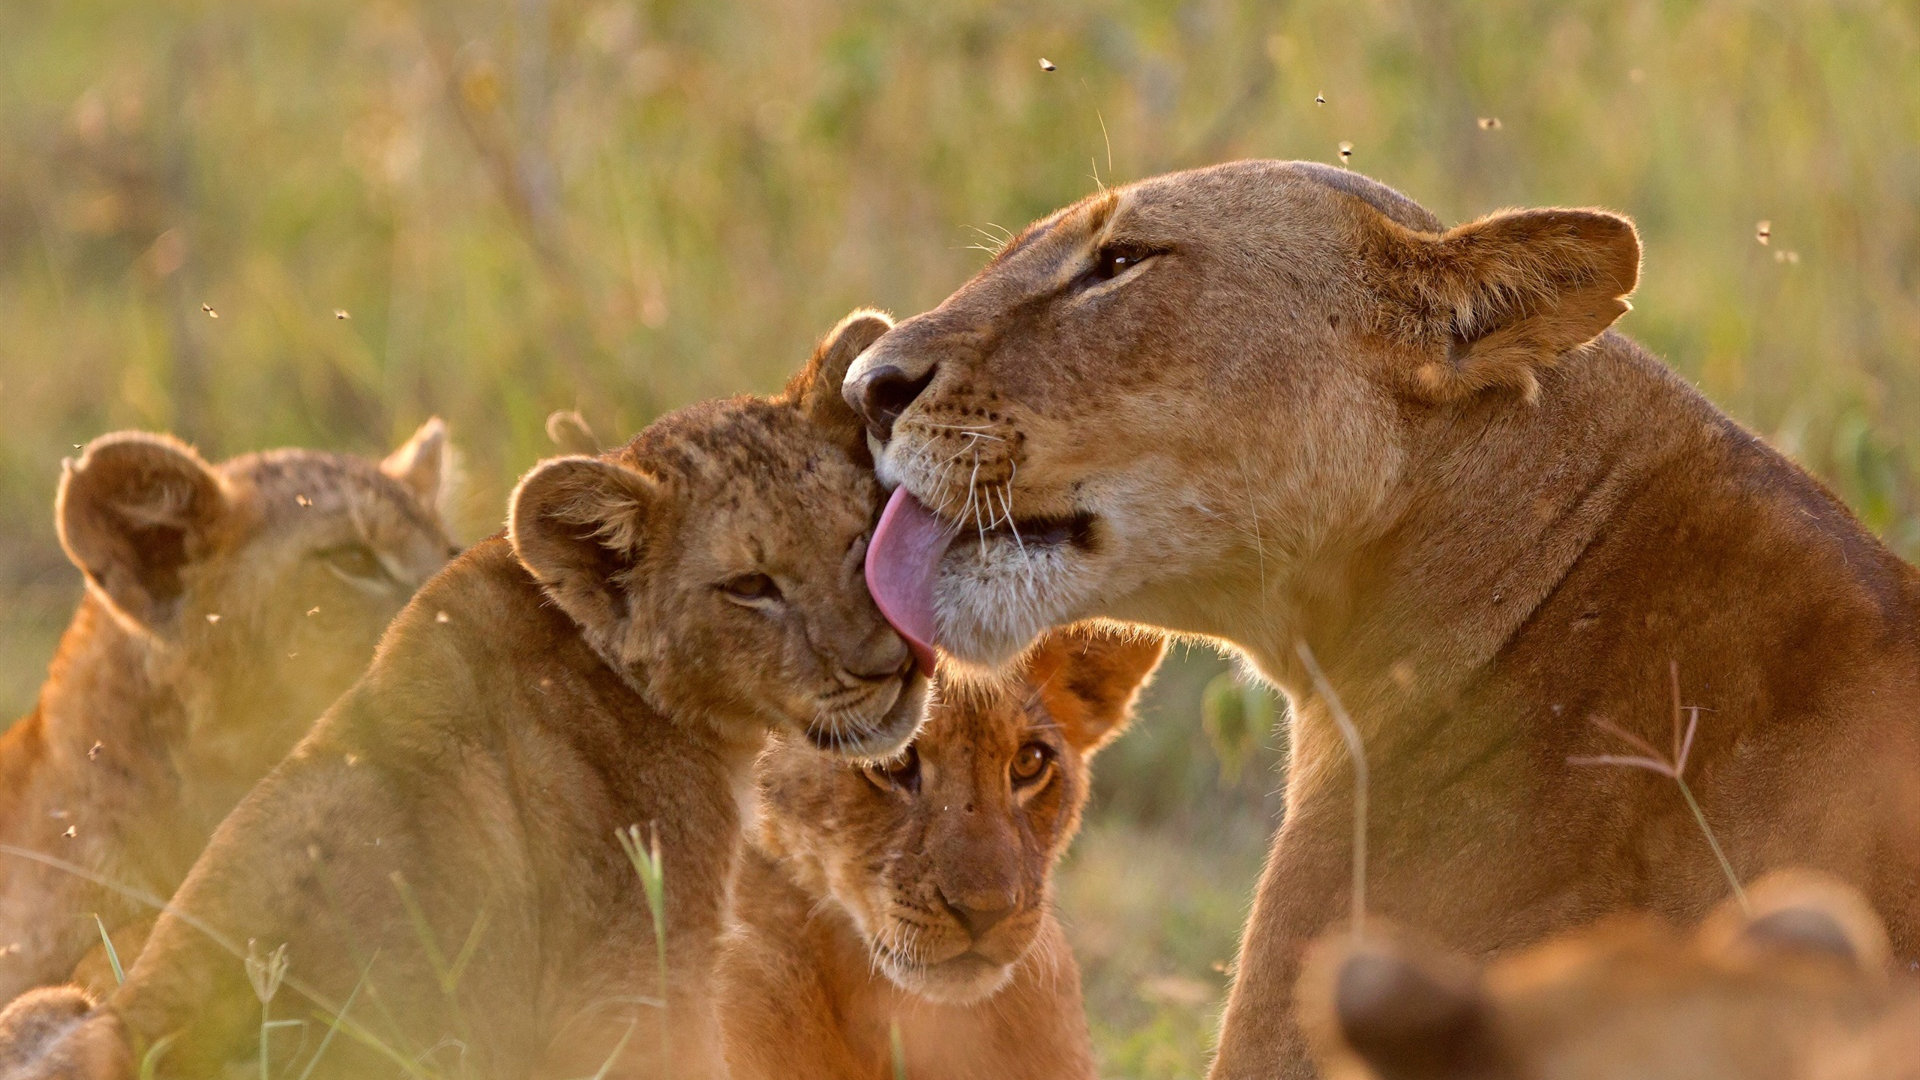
[
  {"left": 842, "top": 159, "right": 1920, "bottom": 1078},
  {"left": 0, "top": 312, "right": 927, "bottom": 1080},
  {"left": 1299, "top": 872, "right": 1920, "bottom": 1079},
  {"left": 0, "top": 423, "right": 453, "bottom": 1002},
  {"left": 718, "top": 624, "right": 1164, "bottom": 1080}
]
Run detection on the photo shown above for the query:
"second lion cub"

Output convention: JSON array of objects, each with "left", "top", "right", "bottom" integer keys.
[{"left": 719, "top": 624, "right": 1165, "bottom": 1080}]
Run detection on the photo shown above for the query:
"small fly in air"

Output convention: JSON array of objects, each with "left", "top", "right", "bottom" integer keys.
[
  {"left": 202, "top": 303, "right": 218, "bottom": 319},
  {"left": 1338, "top": 141, "right": 1353, "bottom": 163},
  {"left": 1755, "top": 220, "right": 1771, "bottom": 245},
  {"left": 1477, "top": 116, "right": 1502, "bottom": 130},
  {"left": 334, "top": 309, "right": 351, "bottom": 320},
  {"left": 1039, "top": 58, "right": 1056, "bottom": 72},
  {"left": 1315, "top": 92, "right": 1326, "bottom": 105}
]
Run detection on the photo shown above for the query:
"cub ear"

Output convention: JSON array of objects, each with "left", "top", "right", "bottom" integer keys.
[
  {"left": 508, "top": 456, "right": 661, "bottom": 646},
  {"left": 1367, "top": 208, "right": 1640, "bottom": 403},
  {"left": 1024, "top": 623, "right": 1166, "bottom": 756},
  {"left": 1702, "top": 870, "right": 1891, "bottom": 976},
  {"left": 57, "top": 432, "right": 229, "bottom": 633},
  {"left": 785, "top": 309, "right": 894, "bottom": 456},
  {"left": 1297, "top": 926, "right": 1505, "bottom": 1080},
  {"left": 381, "top": 417, "right": 449, "bottom": 509}
]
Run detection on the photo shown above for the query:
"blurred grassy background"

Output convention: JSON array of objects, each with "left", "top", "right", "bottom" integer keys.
[{"left": 2, "top": 1, "right": 1917, "bottom": 1075}]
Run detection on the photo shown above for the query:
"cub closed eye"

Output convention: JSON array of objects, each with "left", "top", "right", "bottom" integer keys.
[
  {"left": 863, "top": 745, "right": 920, "bottom": 795},
  {"left": 1010, "top": 741, "right": 1055, "bottom": 786},
  {"left": 720, "top": 572, "right": 783, "bottom": 604},
  {"left": 318, "top": 543, "right": 388, "bottom": 584},
  {"left": 1082, "top": 242, "right": 1160, "bottom": 287}
]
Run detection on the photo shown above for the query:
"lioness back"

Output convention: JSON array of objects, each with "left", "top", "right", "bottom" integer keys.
[
  {"left": 1301, "top": 871, "right": 1920, "bottom": 1079},
  {"left": 719, "top": 624, "right": 1164, "bottom": 1080},
  {"left": 0, "top": 422, "right": 453, "bottom": 1001},
  {"left": 0, "top": 312, "right": 926, "bottom": 1080}
]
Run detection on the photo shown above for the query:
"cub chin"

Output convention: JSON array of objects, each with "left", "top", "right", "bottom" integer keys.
[
  {"left": 718, "top": 623, "right": 1165, "bottom": 1080},
  {"left": 0, "top": 311, "right": 926, "bottom": 1080},
  {"left": 1299, "top": 871, "right": 1920, "bottom": 1080},
  {"left": 0, "top": 421, "right": 454, "bottom": 1002}
]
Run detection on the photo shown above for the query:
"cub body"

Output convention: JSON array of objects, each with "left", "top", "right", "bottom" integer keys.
[
  {"left": 0, "top": 423, "right": 452, "bottom": 1001},
  {"left": 0, "top": 313, "right": 925, "bottom": 1079},
  {"left": 719, "top": 625, "right": 1163, "bottom": 1080}
]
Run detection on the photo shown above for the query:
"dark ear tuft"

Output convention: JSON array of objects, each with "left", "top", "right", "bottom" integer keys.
[
  {"left": 1299, "top": 926, "right": 1504, "bottom": 1080},
  {"left": 381, "top": 417, "right": 449, "bottom": 509},
  {"left": 785, "top": 309, "right": 894, "bottom": 457},
  {"left": 1366, "top": 208, "right": 1641, "bottom": 403},
  {"left": 57, "top": 432, "right": 229, "bottom": 632},
  {"left": 508, "top": 456, "right": 661, "bottom": 646},
  {"left": 1706, "top": 870, "right": 1891, "bottom": 976},
  {"left": 1024, "top": 622, "right": 1166, "bottom": 755}
]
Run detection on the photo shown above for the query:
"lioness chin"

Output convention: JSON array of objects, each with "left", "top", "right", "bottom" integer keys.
[
  {"left": 718, "top": 623, "right": 1164, "bottom": 1080},
  {"left": 0, "top": 422, "right": 454, "bottom": 1003},
  {"left": 847, "top": 159, "right": 1920, "bottom": 1078},
  {"left": 0, "top": 311, "right": 926, "bottom": 1080}
]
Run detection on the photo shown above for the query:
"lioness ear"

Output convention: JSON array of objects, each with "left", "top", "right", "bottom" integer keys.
[
  {"left": 1369, "top": 208, "right": 1641, "bottom": 403},
  {"left": 508, "top": 456, "right": 660, "bottom": 643},
  {"left": 57, "top": 432, "right": 229, "bottom": 633},
  {"left": 785, "top": 309, "right": 894, "bottom": 456},
  {"left": 1025, "top": 623, "right": 1166, "bottom": 756},
  {"left": 1703, "top": 870, "right": 1891, "bottom": 976},
  {"left": 381, "top": 417, "right": 449, "bottom": 509},
  {"left": 1298, "top": 927, "right": 1505, "bottom": 1080}
]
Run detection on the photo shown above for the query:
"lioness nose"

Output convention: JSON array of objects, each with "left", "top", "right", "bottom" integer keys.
[
  {"left": 845, "top": 363, "right": 935, "bottom": 443},
  {"left": 937, "top": 885, "right": 1017, "bottom": 940}
]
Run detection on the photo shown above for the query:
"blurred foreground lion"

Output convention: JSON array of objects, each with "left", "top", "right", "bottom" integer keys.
[
  {"left": 847, "top": 159, "right": 1920, "bottom": 1077},
  {"left": 0, "top": 422, "right": 453, "bottom": 1002},
  {"left": 0, "top": 313, "right": 926, "bottom": 1079}
]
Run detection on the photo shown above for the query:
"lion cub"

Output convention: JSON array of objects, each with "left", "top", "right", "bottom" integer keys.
[
  {"left": 719, "top": 624, "right": 1165, "bottom": 1080},
  {"left": 0, "top": 422, "right": 453, "bottom": 1001},
  {"left": 0, "top": 312, "right": 927, "bottom": 1080},
  {"left": 1300, "top": 872, "right": 1920, "bottom": 1080}
]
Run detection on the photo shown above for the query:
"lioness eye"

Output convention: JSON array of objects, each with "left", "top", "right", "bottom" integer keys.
[
  {"left": 864, "top": 745, "right": 920, "bottom": 795},
  {"left": 1010, "top": 742, "right": 1054, "bottom": 786},
  {"left": 1090, "top": 242, "right": 1156, "bottom": 283},
  {"left": 721, "top": 572, "right": 782, "bottom": 603},
  {"left": 319, "top": 543, "right": 387, "bottom": 583}
]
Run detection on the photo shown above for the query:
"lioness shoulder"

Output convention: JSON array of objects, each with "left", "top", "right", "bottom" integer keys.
[
  {"left": 719, "top": 623, "right": 1164, "bottom": 1080},
  {"left": 0, "top": 422, "right": 453, "bottom": 1001}
]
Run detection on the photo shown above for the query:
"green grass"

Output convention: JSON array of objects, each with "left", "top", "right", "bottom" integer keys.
[{"left": 3, "top": 1, "right": 1918, "bottom": 1075}]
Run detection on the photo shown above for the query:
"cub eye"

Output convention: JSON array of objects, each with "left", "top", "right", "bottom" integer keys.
[
  {"left": 721, "top": 572, "right": 783, "bottom": 604},
  {"left": 319, "top": 544, "right": 387, "bottom": 584},
  {"left": 1087, "top": 242, "right": 1158, "bottom": 284},
  {"left": 863, "top": 745, "right": 920, "bottom": 795},
  {"left": 1010, "top": 741, "right": 1055, "bottom": 786}
]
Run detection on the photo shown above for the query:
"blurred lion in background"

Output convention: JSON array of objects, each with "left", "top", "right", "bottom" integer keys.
[{"left": 0, "top": 422, "right": 454, "bottom": 1002}]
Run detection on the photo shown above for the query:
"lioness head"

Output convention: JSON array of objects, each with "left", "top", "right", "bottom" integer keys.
[
  {"left": 1299, "top": 872, "right": 1916, "bottom": 1080},
  {"left": 847, "top": 160, "right": 1640, "bottom": 666},
  {"left": 510, "top": 312, "right": 927, "bottom": 758},
  {"left": 752, "top": 623, "right": 1164, "bottom": 1002},
  {"left": 56, "top": 420, "right": 455, "bottom": 772}
]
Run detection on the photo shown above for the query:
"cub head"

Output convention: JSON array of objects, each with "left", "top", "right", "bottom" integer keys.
[
  {"left": 1298, "top": 871, "right": 1913, "bottom": 1080},
  {"left": 510, "top": 311, "right": 927, "bottom": 758},
  {"left": 753, "top": 623, "right": 1165, "bottom": 1002},
  {"left": 846, "top": 159, "right": 1641, "bottom": 666},
  {"left": 57, "top": 421, "right": 456, "bottom": 772}
]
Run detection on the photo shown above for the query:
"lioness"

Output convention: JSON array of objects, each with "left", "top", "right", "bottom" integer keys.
[
  {"left": 0, "top": 312, "right": 927, "bottom": 1080},
  {"left": 0, "top": 422, "right": 453, "bottom": 1002},
  {"left": 1299, "top": 871, "right": 1920, "bottom": 1079},
  {"left": 718, "top": 623, "right": 1165, "bottom": 1080},
  {"left": 845, "top": 159, "right": 1920, "bottom": 1077}
]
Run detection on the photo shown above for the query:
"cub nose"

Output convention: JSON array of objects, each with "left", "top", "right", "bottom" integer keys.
[
  {"left": 844, "top": 363, "right": 936, "bottom": 443},
  {"left": 937, "top": 885, "right": 1017, "bottom": 940}
]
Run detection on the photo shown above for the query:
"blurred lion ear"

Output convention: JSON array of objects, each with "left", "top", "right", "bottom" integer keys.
[
  {"left": 1703, "top": 870, "right": 1891, "bottom": 977},
  {"left": 508, "top": 456, "right": 660, "bottom": 643},
  {"left": 382, "top": 418, "right": 449, "bottom": 509},
  {"left": 1025, "top": 623, "right": 1166, "bottom": 755},
  {"left": 1298, "top": 926, "right": 1504, "bottom": 1080},
  {"left": 1366, "top": 208, "right": 1640, "bottom": 403},
  {"left": 786, "top": 309, "right": 894, "bottom": 456},
  {"left": 57, "top": 432, "right": 229, "bottom": 633}
]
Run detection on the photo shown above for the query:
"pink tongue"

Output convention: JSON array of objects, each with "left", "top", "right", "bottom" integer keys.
[{"left": 865, "top": 488, "right": 954, "bottom": 676}]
